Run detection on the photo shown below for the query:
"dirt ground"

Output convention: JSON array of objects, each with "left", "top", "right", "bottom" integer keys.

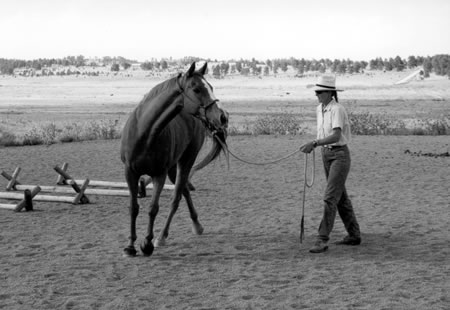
[{"left": 1, "top": 134, "right": 449, "bottom": 309}]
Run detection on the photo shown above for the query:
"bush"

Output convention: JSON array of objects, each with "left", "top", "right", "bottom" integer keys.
[
  {"left": 22, "top": 127, "right": 44, "bottom": 145},
  {"left": 253, "top": 113, "right": 304, "bottom": 135},
  {"left": 0, "top": 128, "right": 19, "bottom": 146},
  {"left": 410, "top": 118, "right": 450, "bottom": 135},
  {"left": 84, "top": 119, "right": 121, "bottom": 140},
  {"left": 21, "top": 122, "right": 59, "bottom": 145},
  {"left": 59, "top": 123, "right": 84, "bottom": 143},
  {"left": 349, "top": 111, "right": 450, "bottom": 135},
  {"left": 8, "top": 119, "right": 123, "bottom": 147},
  {"left": 227, "top": 124, "right": 253, "bottom": 136},
  {"left": 349, "top": 111, "right": 405, "bottom": 135}
]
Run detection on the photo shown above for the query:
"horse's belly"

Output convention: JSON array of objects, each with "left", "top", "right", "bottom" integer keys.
[{"left": 122, "top": 114, "right": 203, "bottom": 177}]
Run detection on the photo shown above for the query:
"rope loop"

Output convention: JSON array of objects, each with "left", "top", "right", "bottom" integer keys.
[
  {"left": 304, "top": 150, "right": 315, "bottom": 188},
  {"left": 300, "top": 150, "right": 315, "bottom": 243}
]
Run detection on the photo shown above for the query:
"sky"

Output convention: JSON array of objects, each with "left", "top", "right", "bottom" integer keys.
[{"left": 1, "top": 0, "right": 449, "bottom": 62}]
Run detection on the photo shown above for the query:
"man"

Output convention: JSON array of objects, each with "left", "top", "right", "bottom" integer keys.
[{"left": 300, "top": 75, "right": 361, "bottom": 253}]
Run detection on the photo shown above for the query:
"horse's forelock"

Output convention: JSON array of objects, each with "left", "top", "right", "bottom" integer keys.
[{"left": 199, "top": 76, "right": 217, "bottom": 100}]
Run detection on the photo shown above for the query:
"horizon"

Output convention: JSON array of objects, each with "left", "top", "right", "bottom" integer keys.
[
  {"left": 1, "top": 0, "right": 449, "bottom": 62},
  {"left": 2, "top": 53, "right": 444, "bottom": 64},
  {"left": 0, "top": 54, "right": 442, "bottom": 66}
]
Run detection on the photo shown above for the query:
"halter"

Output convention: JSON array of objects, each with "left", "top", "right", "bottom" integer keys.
[
  {"left": 176, "top": 74, "right": 220, "bottom": 130},
  {"left": 200, "top": 99, "right": 219, "bottom": 110}
]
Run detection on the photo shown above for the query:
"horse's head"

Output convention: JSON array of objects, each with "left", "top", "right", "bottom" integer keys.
[{"left": 177, "top": 62, "right": 228, "bottom": 133}]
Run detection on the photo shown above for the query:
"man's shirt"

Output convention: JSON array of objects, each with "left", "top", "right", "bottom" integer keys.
[{"left": 316, "top": 99, "right": 351, "bottom": 146}]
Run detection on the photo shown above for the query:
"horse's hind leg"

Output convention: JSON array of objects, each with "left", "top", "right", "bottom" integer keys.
[
  {"left": 182, "top": 186, "right": 204, "bottom": 235},
  {"left": 154, "top": 166, "right": 186, "bottom": 246},
  {"left": 124, "top": 167, "right": 140, "bottom": 257},
  {"left": 154, "top": 166, "right": 202, "bottom": 247},
  {"left": 174, "top": 164, "right": 203, "bottom": 234},
  {"left": 140, "top": 174, "right": 166, "bottom": 256}
]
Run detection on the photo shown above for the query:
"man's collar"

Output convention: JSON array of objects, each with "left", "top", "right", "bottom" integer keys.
[{"left": 321, "top": 99, "right": 335, "bottom": 112}]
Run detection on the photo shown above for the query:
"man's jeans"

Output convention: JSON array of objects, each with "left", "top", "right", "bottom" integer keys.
[{"left": 318, "top": 145, "right": 360, "bottom": 242}]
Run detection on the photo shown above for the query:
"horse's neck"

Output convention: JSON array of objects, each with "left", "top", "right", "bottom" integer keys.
[{"left": 131, "top": 79, "right": 184, "bottom": 150}]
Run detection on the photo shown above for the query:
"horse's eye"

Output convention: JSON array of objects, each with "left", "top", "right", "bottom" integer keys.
[{"left": 193, "top": 87, "right": 201, "bottom": 94}]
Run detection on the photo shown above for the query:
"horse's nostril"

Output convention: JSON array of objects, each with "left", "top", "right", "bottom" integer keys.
[{"left": 220, "top": 113, "right": 228, "bottom": 125}]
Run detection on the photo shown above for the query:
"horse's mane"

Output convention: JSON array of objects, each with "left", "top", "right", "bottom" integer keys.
[
  {"left": 141, "top": 71, "right": 205, "bottom": 105},
  {"left": 140, "top": 73, "right": 181, "bottom": 105}
]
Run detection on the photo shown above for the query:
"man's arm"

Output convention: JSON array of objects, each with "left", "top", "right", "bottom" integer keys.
[{"left": 300, "top": 128, "right": 342, "bottom": 153}]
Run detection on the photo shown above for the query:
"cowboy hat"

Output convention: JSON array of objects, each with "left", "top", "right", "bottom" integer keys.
[{"left": 312, "top": 75, "right": 343, "bottom": 92}]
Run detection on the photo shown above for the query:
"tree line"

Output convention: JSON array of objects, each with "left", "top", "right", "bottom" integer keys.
[
  {"left": 209, "top": 55, "right": 450, "bottom": 78},
  {"left": 1, "top": 54, "right": 449, "bottom": 78},
  {"left": 0, "top": 55, "right": 136, "bottom": 75}
]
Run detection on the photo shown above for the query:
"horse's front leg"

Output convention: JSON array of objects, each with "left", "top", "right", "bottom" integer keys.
[
  {"left": 140, "top": 174, "right": 166, "bottom": 256},
  {"left": 124, "top": 168, "right": 140, "bottom": 257}
]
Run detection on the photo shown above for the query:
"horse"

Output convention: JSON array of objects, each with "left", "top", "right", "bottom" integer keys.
[{"left": 120, "top": 62, "right": 228, "bottom": 257}]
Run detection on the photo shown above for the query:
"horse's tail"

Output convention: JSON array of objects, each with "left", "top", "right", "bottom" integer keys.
[{"left": 190, "top": 129, "right": 229, "bottom": 176}]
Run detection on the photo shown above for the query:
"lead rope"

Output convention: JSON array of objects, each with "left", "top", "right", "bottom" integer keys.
[
  {"left": 212, "top": 134, "right": 315, "bottom": 243},
  {"left": 212, "top": 132, "right": 302, "bottom": 165},
  {"left": 300, "top": 150, "right": 315, "bottom": 243},
  {"left": 226, "top": 147, "right": 302, "bottom": 165}
]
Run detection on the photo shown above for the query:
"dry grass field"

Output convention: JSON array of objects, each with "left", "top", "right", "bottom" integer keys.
[
  {"left": 0, "top": 70, "right": 449, "bottom": 309},
  {"left": 1, "top": 69, "right": 449, "bottom": 136}
]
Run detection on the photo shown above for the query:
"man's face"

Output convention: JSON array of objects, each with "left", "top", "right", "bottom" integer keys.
[{"left": 315, "top": 91, "right": 332, "bottom": 104}]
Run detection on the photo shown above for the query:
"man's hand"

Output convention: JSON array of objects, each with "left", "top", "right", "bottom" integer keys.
[{"left": 300, "top": 141, "right": 315, "bottom": 154}]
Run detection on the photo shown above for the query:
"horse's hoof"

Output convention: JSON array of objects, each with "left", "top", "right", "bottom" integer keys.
[
  {"left": 140, "top": 240, "right": 154, "bottom": 256},
  {"left": 123, "top": 246, "right": 137, "bottom": 257},
  {"left": 153, "top": 237, "right": 166, "bottom": 247},
  {"left": 192, "top": 223, "right": 204, "bottom": 235}
]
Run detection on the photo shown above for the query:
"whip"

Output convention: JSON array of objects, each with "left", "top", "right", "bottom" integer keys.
[{"left": 300, "top": 150, "right": 315, "bottom": 243}]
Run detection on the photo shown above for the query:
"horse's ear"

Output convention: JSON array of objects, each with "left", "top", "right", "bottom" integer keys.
[
  {"left": 198, "top": 62, "right": 208, "bottom": 75},
  {"left": 187, "top": 62, "right": 196, "bottom": 77}
]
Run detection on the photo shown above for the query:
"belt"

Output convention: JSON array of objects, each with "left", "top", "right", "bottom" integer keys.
[{"left": 323, "top": 145, "right": 346, "bottom": 150}]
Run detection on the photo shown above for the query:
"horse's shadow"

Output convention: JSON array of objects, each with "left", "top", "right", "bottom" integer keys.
[{"left": 144, "top": 231, "right": 448, "bottom": 265}]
